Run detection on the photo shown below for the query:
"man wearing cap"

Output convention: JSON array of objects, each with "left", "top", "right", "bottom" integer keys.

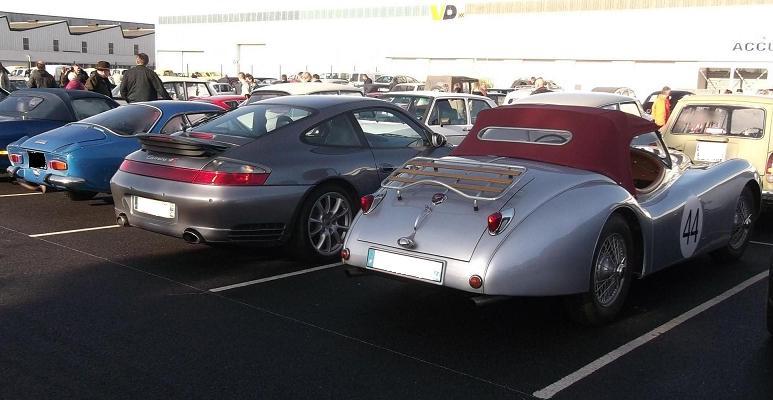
[{"left": 86, "top": 61, "right": 116, "bottom": 98}]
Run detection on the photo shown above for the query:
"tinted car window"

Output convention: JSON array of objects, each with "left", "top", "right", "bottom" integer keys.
[
  {"left": 194, "top": 104, "right": 311, "bottom": 138},
  {"left": 161, "top": 115, "right": 185, "bottom": 134},
  {"left": 469, "top": 99, "right": 491, "bottom": 124},
  {"left": 353, "top": 109, "right": 425, "bottom": 148},
  {"left": 303, "top": 114, "right": 362, "bottom": 147},
  {"left": 71, "top": 98, "right": 115, "bottom": 120},
  {"left": 80, "top": 104, "right": 161, "bottom": 135},
  {"left": 0, "top": 95, "right": 44, "bottom": 114},
  {"left": 671, "top": 105, "right": 765, "bottom": 138}
]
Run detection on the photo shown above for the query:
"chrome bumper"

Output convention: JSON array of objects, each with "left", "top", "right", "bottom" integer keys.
[{"left": 6, "top": 165, "right": 85, "bottom": 189}]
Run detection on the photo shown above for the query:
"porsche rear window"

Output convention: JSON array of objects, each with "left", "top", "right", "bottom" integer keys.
[
  {"left": 193, "top": 104, "right": 311, "bottom": 138},
  {"left": 671, "top": 105, "right": 765, "bottom": 139},
  {"left": 478, "top": 127, "right": 572, "bottom": 145},
  {"left": 0, "top": 96, "right": 44, "bottom": 114}
]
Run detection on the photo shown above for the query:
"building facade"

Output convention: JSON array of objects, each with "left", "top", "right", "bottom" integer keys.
[
  {"left": 156, "top": 0, "right": 773, "bottom": 96},
  {"left": 0, "top": 12, "right": 154, "bottom": 70}
]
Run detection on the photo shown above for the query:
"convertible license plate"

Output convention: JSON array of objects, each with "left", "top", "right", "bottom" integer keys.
[
  {"left": 132, "top": 196, "right": 176, "bottom": 219},
  {"left": 694, "top": 141, "right": 727, "bottom": 162},
  {"left": 366, "top": 248, "right": 444, "bottom": 283}
]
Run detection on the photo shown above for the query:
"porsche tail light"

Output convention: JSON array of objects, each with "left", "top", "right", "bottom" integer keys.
[
  {"left": 340, "top": 248, "right": 350, "bottom": 261},
  {"left": 469, "top": 275, "right": 483, "bottom": 289},
  {"left": 360, "top": 195, "right": 374, "bottom": 213},
  {"left": 192, "top": 159, "right": 269, "bottom": 186},
  {"left": 49, "top": 160, "right": 68, "bottom": 170},
  {"left": 119, "top": 159, "right": 269, "bottom": 186},
  {"left": 487, "top": 212, "right": 503, "bottom": 234},
  {"left": 766, "top": 153, "right": 773, "bottom": 183},
  {"left": 9, "top": 153, "right": 22, "bottom": 164}
]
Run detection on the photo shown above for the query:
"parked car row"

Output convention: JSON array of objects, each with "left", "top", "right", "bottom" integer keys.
[{"left": 1, "top": 84, "right": 771, "bottom": 329}]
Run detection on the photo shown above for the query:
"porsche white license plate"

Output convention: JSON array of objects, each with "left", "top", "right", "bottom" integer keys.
[
  {"left": 132, "top": 196, "right": 176, "bottom": 219},
  {"left": 694, "top": 141, "right": 727, "bottom": 162},
  {"left": 366, "top": 248, "right": 444, "bottom": 283}
]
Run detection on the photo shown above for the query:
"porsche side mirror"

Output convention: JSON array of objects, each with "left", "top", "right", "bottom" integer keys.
[{"left": 431, "top": 133, "right": 447, "bottom": 147}]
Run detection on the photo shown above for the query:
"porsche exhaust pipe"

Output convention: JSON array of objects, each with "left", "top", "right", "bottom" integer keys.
[
  {"left": 116, "top": 214, "right": 129, "bottom": 227},
  {"left": 182, "top": 229, "right": 203, "bottom": 244}
]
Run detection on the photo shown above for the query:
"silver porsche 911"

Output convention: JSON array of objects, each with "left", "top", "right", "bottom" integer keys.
[
  {"left": 342, "top": 104, "right": 760, "bottom": 324},
  {"left": 110, "top": 96, "right": 449, "bottom": 259}
]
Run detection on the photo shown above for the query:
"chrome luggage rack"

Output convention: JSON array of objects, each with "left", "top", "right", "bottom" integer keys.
[{"left": 381, "top": 157, "right": 527, "bottom": 211}]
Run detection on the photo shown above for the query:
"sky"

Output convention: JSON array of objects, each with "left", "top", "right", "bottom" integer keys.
[{"left": 3, "top": 0, "right": 432, "bottom": 23}]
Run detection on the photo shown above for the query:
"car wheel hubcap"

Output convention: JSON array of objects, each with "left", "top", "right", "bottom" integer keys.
[
  {"left": 308, "top": 193, "right": 351, "bottom": 256},
  {"left": 594, "top": 233, "right": 627, "bottom": 307},
  {"left": 729, "top": 194, "right": 752, "bottom": 250}
]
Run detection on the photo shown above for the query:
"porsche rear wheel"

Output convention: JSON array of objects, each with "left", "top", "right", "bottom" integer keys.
[
  {"left": 566, "top": 214, "right": 633, "bottom": 326},
  {"left": 66, "top": 190, "right": 98, "bottom": 201},
  {"left": 712, "top": 187, "right": 754, "bottom": 262},
  {"left": 293, "top": 184, "right": 354, "bottom": 261}
]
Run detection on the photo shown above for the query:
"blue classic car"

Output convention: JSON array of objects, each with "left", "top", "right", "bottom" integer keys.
[
  {"left": 1, "top": 89, "right": 119, "bottom": 170},
  {"left": 6, "top": 101, "right": 224, "bottom": 200}
]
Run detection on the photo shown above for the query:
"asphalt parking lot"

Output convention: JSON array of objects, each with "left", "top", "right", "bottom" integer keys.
[{"left": 1, "top": 180, "right": 770, "bottom": 400}]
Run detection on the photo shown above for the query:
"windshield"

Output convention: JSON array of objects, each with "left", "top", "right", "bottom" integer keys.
[
  {"left": 192, "top": 103, "right": 312, "bottom": 138},
  {"left": 374, "top": 76, "right": 393, "bottom": 84},
  {"left": 631, "top": 131, "right": 671, "bottom": 166},
  {"left": 78, "top": 104, "right": 162, "bottom": 135},
  {"left": 381, "top": 95, "right": 432, "bottom": 121}
]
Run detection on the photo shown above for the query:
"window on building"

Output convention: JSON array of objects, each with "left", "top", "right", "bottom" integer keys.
[
  {"left": 53, "top": 40, "right": 59, "bottom": 52},
  {"left": 133, "top": 45, "right": 139, "bottom": 55},
  {"left": 23, "top": 38, "right": 29, "bottom": 50},
  {"left": 108, "top": 42, "right": 114, "bottom": 54},
  {"left": 81, "top": 41, "right": 88, "bottom": 53}
]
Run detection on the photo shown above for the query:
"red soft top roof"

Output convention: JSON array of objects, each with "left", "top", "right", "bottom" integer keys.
[{"left": 451, "top": 104, "right": 659, "bottom": 194}]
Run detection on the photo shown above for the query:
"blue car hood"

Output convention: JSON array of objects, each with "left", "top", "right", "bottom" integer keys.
[{"left": 19, "top": 123, "right": 107, "bottom": 152}]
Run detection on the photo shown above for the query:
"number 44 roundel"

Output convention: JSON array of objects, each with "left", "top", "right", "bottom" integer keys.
[{"left": 680, "top": 196, "right": 704, "bottom": 258}]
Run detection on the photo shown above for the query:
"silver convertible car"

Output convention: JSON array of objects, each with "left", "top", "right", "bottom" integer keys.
[
  {"left": 110, "top": 96, "right": 449, "bottom": 259},
  {"left": 342, "top": 105, "right": 760, "bottom": 324}
]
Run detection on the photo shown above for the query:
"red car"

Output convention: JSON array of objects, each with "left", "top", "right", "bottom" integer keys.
[{"left": 191, "top": 95, "right": 246, "bottom": 110}]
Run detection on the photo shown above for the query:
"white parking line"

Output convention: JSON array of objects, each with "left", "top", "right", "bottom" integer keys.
[
  {"left": 0, "top": 192, "right": 42, "bottom": 198},
  {"left": 29, "top": 225, "right": 120, "bottom": 238},
  {"left": 751, "top": 241, "right": 773, "bottom": 247},
  {"left": 209, "top": 262, "right": 342, "bottom": 292},
  {"left": 533, "top": 269, "right": 770, "bottom": 399}
]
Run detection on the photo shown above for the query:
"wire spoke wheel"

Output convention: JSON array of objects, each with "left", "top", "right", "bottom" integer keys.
[
  {"left": 728, "top": 192, "right": 752, "bottom": 250},
  {"left": 593, "top": 233, "right": 628, "bottom": 307},
  {"left": 307, "top": 192, "right": 351, "bottom": 256}
]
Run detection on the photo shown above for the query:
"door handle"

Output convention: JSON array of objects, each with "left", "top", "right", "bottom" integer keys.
[
  {"left": 379, "top": 164, "right": 396, "bottom": 173},
  {"left": 462, "top": 127, "right": 471, "bottom": 132}
]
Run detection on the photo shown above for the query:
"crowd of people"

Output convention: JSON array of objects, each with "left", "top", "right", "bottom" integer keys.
[{"left": 0, "top": 53, "right": 172, "bottom": 103}]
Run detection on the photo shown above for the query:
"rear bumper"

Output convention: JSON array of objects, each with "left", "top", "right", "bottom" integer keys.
[
  {"left": 7, "top": 165, "right": 88, "bottom": 190},
  {"left": 110, "top": 170, "right": 309, "bottom": 243}
]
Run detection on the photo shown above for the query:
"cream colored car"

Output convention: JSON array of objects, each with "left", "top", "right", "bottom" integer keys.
[{"left": 663, "top": 95, "right": 773, "bottom": 200}]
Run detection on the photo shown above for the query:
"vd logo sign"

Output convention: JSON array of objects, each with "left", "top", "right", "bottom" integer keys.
[{"left": 431, "top": 4, "right": 460, "bottom": 21}]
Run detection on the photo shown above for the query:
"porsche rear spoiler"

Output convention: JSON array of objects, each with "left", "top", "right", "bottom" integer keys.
[
  {"left": 381, "top": 157, "right": 526, "bottom": 210},
  {"left": 138, "top": 135, "right": 232, "bottom": 157}
]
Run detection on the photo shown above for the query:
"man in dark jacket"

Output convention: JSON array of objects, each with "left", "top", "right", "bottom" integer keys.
[
  {"left": 119, "top": 53, "right": 171, "bottom": 103},
  {"left": 27, "top": 61, "right": 57, "bottom": 88},
  {"left": 86, "top": 61, "right": 116, "bottom": 98}
]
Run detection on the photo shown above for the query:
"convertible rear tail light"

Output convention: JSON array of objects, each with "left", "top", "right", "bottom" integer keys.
[
  {"left": 487, "top": 208, "right": 514, "bottom": 235},
  {"left": 9, "top": 153, "right": 22, "bottom": 164},
  {"left": 49, "top": 160, "right": 68, "bottom": 170},
  {"left": 119, "top": 159, "right": 269, "bottom": 186},
  {"left": 766, "top": 153, "right": 773, "bottom": 183},
  {"left": 487, "top": 212, "right": 503, "bottom": 234},
  {"left": 360, "top": 195, "right": 374, "bottom": 213},
  {"left": 340, "top": 248, "right": 350, "bottom": 261},
  {"left": 469, "top": 275, "right": 483, "bottom": 289}
]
